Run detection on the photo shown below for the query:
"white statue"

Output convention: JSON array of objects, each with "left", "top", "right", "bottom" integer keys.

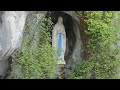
[{"left": 52, "top": 16, "right": 66, "bottom": 65}]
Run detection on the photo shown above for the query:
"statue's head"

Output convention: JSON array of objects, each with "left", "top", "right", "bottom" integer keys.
[{"left": 57, "top": 16, "right": 63, "bottom": 24}]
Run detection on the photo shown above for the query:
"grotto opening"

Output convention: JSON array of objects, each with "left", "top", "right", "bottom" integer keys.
[
  {"left": 47, "top": 11, "right": 77, "bottom": 63},
  {"left": 47, "top": 11, "right": 82, "bottom": 78},
  {"left": 0, "top": 11, "right": 82, "bottom": 79}
]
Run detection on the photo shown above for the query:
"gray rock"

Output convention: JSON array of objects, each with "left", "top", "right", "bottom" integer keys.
[
  {"left": 0, "top": 11, "right": 83, "bottom": 79},
  {"left": 0, "top": 11, "right": 27, "bottom": 77},
  {"left": 0, "top": 59, "right": 9, "bottom": 78}
]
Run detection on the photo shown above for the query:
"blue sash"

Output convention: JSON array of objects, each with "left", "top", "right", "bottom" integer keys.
[{"left": 57, "top": 32, "right": 62, "bottom": 57}]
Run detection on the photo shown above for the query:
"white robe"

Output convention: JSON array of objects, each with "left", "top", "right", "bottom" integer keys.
[{"left": 52, "top": 18, "right": 66, "bottom": 64}]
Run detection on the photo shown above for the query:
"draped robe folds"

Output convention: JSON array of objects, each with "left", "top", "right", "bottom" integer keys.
[{"left": 52, "top": 17, "right": 66, "bottom": 64}]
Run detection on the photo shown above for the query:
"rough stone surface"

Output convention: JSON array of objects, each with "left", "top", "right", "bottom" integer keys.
[
  {"left": 0, "top": 59, "right": 9, "bottom": 78},
  {"left": 62, "top": 11, "right": 80, "bottom": 23},
  {"left": 0, "top": 11, "right": 27, "bottom": 60},
  {"left": 63, "top": 17, "right": 82, "bottom": 79},
  {"left": 0, "top": 11, "right": 82, "bottom": 79},
  {"left": 0, "top": 11, "right": 27, "bottom": 78}
]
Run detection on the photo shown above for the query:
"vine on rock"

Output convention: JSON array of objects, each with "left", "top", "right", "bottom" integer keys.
[
  {"left": 10, "top": 13, "right": 58, "bottom": 79},
  {"left": 70, "top": 11, "right": 120, "bottom": 79}
]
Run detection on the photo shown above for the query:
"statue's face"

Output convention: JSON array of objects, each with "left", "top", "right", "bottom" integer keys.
[{"left": 58, "top": 17, "right": 63, "bottom": 23}]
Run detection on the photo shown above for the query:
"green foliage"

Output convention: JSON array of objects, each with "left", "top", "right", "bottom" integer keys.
[
  {"left": 69, "top": 60, "right": 94, "bottom": 79},
  {"left": 11, "top": 13, "right": 58, "bottom": 79},
  {"left": 70, "top": 59, "right": 120, "bottom": 79},
  {"left": 10, "top": 60, "right": 24, "bottom": 79},
  {"left": 70, "top": 11, "right": 120, "bottom": 79}
]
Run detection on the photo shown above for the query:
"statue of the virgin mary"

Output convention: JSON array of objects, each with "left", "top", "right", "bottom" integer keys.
[{"left": 52, "top": 16, "right": 66, "bottom": 65}]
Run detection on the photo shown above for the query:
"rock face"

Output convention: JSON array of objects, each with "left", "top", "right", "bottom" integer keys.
[
  {"left": 0, "top": 11, "right": 27, "bottom": 78},
  {"left": 47, "top": 11, "right": 82, "bottom": 78},
  {"left": 63, "top": 11, "right": 80, "bottom": 23},
  {"left": 0, "top": 11, "right": 27, "bottom": 60},
  {"left": 63, "top": 14, "right": 82, "bottom": 79},
  {"left": 0, "top": 11, "right": 82, "bottom": 79}
]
